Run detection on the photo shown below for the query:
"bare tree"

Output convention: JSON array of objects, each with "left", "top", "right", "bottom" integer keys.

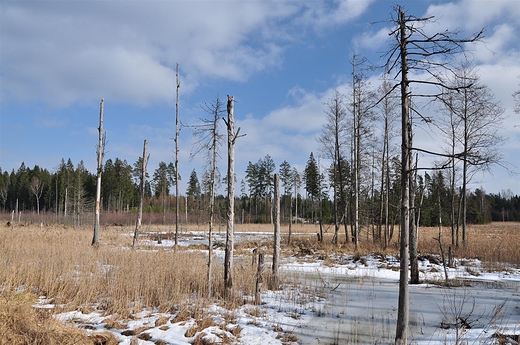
[
  {"left": 441, "top": 62, "right": 505, "bottom": 247},
  {"left": 174, "top": 63, "right": 181, "bottom": 246},
  {"left": 30, "top": 176, "right": 44, "bottom": 215},
  {"left": 133, "top": 139, "right": 148, "bottom": 248},
  {"left": 92, "top": 99, "right": 106, "bottom": 247},
  {"left": 384, "top": 8, "right": 483, "bottom": 344},
  {"left": 223, "top": 95, "right": 244, "bottom": 296},
  {"left": 190, "top": 95, "right": 224, "bottom": 298},
  {"left": 350, "top": 56, "right": 377, "bottom": 247},
  {"left": 376, "top": 78, "right": 399, "bottom": 248},
  {"left": 318, "top": 89, "right": 349, "bottom": 244}
]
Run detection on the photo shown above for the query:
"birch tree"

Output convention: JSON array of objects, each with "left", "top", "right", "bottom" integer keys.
[
  {"left": 318, "top": 90, "right": 349, "bottom": 244},
  {"left": 29, "top": 176, "right": 44, "bottom": 215},
  {"left": 441, "top": 62, "right": 505, "bottom": 247},
  {"left": 350, "top": 57, "right": 377, "bottom": 247}
]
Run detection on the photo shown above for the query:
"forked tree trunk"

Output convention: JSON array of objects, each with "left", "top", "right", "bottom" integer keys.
[{"left": 92, "top": 99, "right": 104, "bottom": 247}]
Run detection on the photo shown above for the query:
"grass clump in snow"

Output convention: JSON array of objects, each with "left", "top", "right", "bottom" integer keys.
[{"left": 0, "top": 290, "right": 117, "bottom": 345}]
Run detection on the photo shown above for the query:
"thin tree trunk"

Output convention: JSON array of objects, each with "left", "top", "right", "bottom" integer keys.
[
  {"left": 288, "top": 190, "right": 293, "bottom": 244},
  {"left": 410, "top": 154, "right": 419, "bottom": 284},
  {"left": 175, "top": 63, "right": 180, "bottom": 247},
  {"left": 352, "top": 56, "right": 359, "bottom": 249},
  {"left": 92, "top": 99, "right": 104, "bottom": 247},
  {"left": 133, "top": 139, "right": 147, "bottom": 248},
  {"left": 224, "top": 95, "right": 238, "bottom": 295},
  {"left": 272, "top": 173, "right": 281, "bottom": 289}
]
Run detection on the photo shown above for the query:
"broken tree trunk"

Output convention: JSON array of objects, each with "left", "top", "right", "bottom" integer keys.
[
  {"left": 133, "top": 139, "right": 148, "bottom": 248},
  {"left": 92, "top": 99, "right": 105, "bottom": 247},
  {"left": 224, "top": 95, "right": 237, "bottom": 296}
]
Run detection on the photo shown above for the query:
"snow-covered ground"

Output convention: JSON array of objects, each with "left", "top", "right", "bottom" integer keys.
[{"left": 39, "top": 231, "right": 520, "bottom": 344}]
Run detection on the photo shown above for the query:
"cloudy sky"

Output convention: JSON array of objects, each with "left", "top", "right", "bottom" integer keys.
[{"left": 1, "top": 0, "right": 519, "bottom": 196}]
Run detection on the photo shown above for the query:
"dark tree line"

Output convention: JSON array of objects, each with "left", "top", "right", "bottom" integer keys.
[{"left": 1, "top": 157, "right": 517, "bottom": 225}]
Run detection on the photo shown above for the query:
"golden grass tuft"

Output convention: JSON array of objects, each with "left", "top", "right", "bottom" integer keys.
[{"left": 0, "top": 290, "right": 117, "bottom": 345}]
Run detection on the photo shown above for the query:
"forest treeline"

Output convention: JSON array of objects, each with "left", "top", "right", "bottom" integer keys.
[{"left": 0, "top": 156, "right": 518, "bottom": 227}]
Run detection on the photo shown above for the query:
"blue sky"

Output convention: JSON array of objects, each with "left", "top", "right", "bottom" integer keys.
[{"left": 1, "top": 0, "right": 519, "bottom": 196}]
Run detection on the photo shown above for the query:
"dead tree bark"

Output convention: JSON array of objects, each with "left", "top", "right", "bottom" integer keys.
[
  {"left": 174, "top": 63, "right": 180, "bottom": 247},
  {"left": 395, "top": 10, "right": 411, "bottom": 344},
  {"left": 133, "top": 139, "right": 148, "bottom": 248},
  {"left": 410, "top": 154, "right": 420, "bottom": 284},
  {"left": 224, "top": 95, "right": 244, "bottom": 296},
  {"left": 255, "top": 251, "right": 264, "bottom": 305},
  {"left": 272, "top": 173, "right": 281, "bottom": 289},
  {"left": 92, "top": 98, "right": 105, "bottom": 247}
]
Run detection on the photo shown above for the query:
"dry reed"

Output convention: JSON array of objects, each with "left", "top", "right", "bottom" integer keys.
[{"left": 0, "top": 221, "right": 517, "bottom": 343}]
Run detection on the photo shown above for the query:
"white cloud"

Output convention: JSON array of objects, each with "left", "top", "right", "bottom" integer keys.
[{"left": 0, "top": 1, "right": 296, "bottom": 107}]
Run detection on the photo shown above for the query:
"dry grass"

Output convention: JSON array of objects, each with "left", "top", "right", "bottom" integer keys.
[
  {"left": 275, "top": 222, "right": 520, "bottom": 267},
  {"left": 0, "top": 222, "right": 261, "bottom": 343},
  {"left": 0, "top": 290, "right": 118, "bottom": 345},
  {"left": 0, "top": 221, "right": 518, "bottom": 343},
  {"left": 415, "top": 222, "right": 520, "bottom": 266}
]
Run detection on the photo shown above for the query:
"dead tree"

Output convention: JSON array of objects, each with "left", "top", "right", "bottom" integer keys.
[
  {"left": 318, "top": 90, "right": 349, "bottom": 245},
  {"left": 223, "top": 95, "right": 245, "bottom": 296},
  {"left": 92, "top": 99, "right": 106, "bottom": 247},
  {"left": 441, "top": 62, "right": 505, "bottom": 247},
  {"left": 190, "top": 95, "right": 224, "bottom": 298},
  {"left": 272, "top": 173, "right": 281, "bottom": 289},
  {"left": 133, "top": 139, "right": 148, "bottom": 248},
  {"left": 384, "top": 8, "right": 483, "bottom": 344},
  {"left": 174, "top": 63, "right": 180, "bottom": 247},
  {"left": 376, "top": 79, "right": 399, "bottom": 249}
]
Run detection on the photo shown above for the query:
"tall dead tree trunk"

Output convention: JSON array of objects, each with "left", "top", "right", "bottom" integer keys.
[
  {"left": 92, "top": 99, "right": 105, "bottom": 247},
  {"left": 175, "top": 63, "right": 180, "bottom": 247},
  {"left": 352, "top": 56, "right": 360, "bottom": 248},
  {"left": 224, "top": 95, "right": 244, "bottom": 296},
  {"left": 133, "top": 139, "right": 148, "bottom": 248},
  {"left": 395, "top": 9, "right": 410, "bottom": 344},
  {"left": 272, "top": 173, "right": 281, "bottom": 289}
]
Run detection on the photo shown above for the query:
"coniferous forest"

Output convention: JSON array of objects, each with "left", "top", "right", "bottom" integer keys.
[{"left": 1, "top": 157, "right": 518, "bottom": 227}]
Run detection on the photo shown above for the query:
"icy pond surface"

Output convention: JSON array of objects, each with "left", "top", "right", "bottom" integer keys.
[{"left": 274, "top": 270, "right": 519, "bottom": 344}]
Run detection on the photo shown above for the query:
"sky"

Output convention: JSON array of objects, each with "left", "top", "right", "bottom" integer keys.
[{"left": 1, "top": 0, "right": 519, "bottom": 196}]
